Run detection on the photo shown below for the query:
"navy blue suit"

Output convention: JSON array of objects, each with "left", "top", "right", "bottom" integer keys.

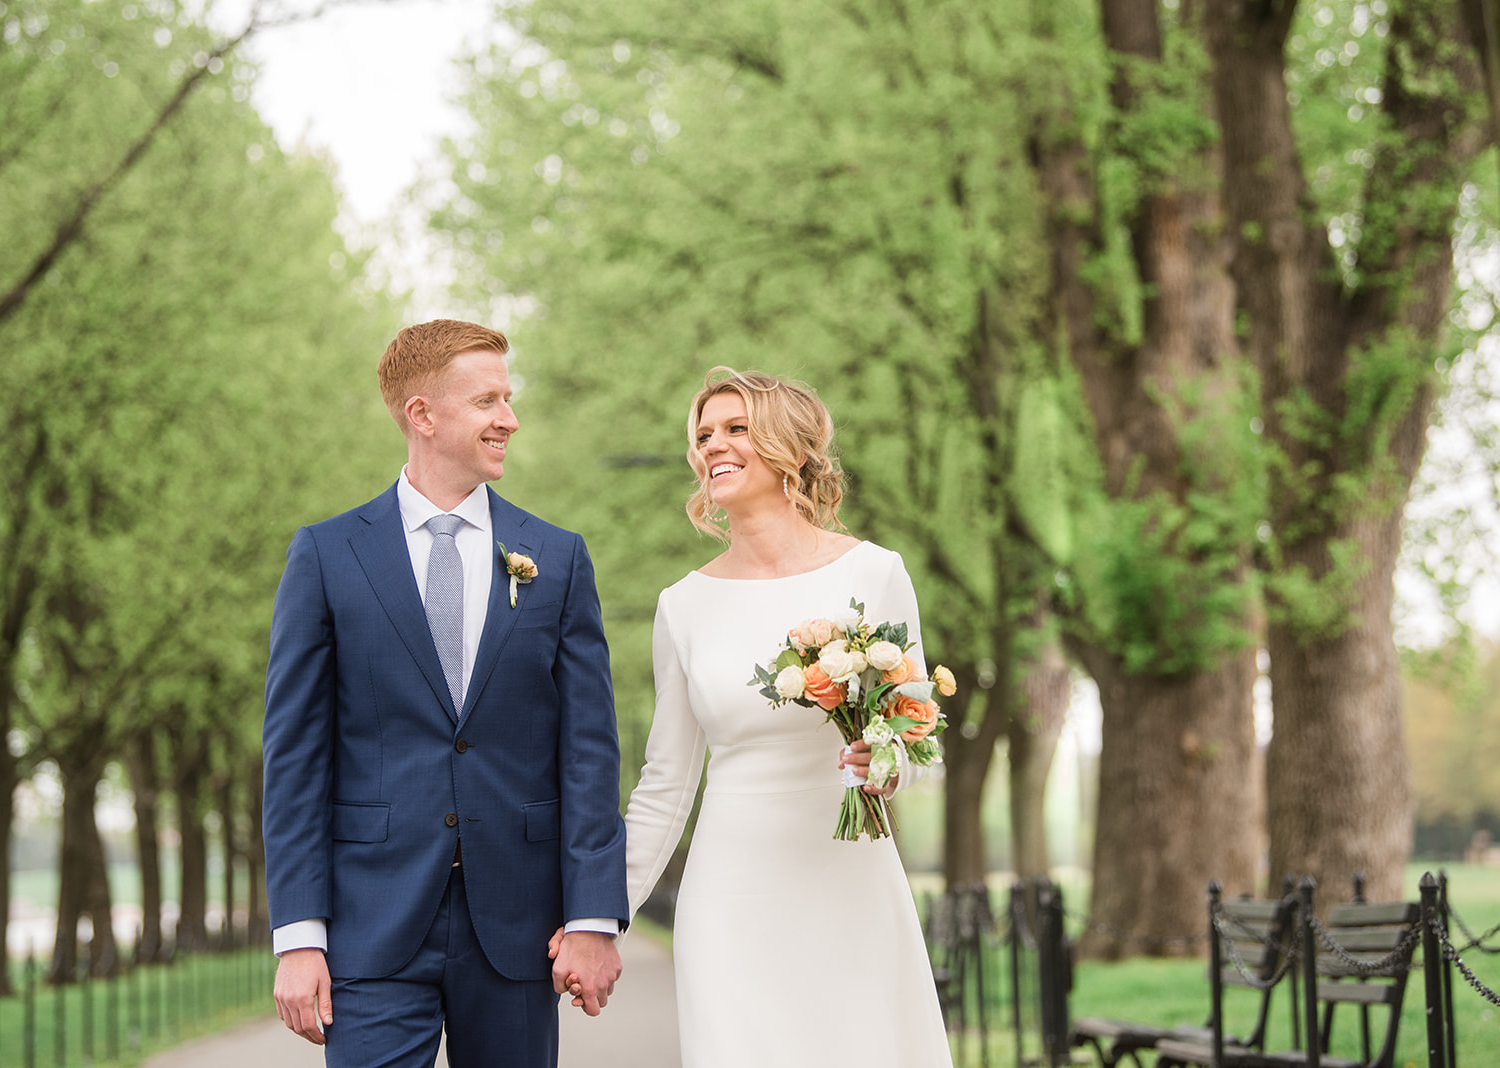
[{"left": 262, "top": 483, "right": 627, "bottom": 1059}]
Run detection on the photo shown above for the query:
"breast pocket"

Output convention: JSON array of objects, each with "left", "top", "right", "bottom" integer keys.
[{"left": 513, "top": 599, "right": 563, "bottom": 631}]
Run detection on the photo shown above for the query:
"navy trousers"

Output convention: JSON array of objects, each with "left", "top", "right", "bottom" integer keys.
[{"left": 324, "top": 870, "right": 559, "bottom": 1068}]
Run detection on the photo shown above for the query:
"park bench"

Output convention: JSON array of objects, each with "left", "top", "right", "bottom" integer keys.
[
  {"left": 1155, "top": 879, "right": 1420, "bottom": 1068},
  {"left": 1067, "top": 883, "right": 1299, "bottom": 1068}
]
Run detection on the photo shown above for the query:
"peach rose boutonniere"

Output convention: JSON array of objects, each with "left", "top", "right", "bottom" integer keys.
[
  {"left": 748, "top": 597, "right": 953, "bottom": 842},
  {"left": 496, "top": 541, "right": 538, "bottom": 608}
]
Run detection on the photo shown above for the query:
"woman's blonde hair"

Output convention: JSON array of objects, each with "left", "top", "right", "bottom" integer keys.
[{"left": 685, "top": 367, "right": 846, "bottom": 540}]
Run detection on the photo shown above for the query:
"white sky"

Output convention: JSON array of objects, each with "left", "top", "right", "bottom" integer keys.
[{"left": 233, "top": 0, "right": 493, "bottom": 224}]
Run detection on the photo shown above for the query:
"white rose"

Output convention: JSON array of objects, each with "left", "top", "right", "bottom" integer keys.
[
  {"left": 819, "top": 641, "right": 858, "bottom": 680},
  {"left": 774, "top": 665, "right": 806, "bottom": 700},
  {"left": 831, "top": 606, "right": 863, "bottom": 635},
  {"left": 865, "top": 641, "right": 904, "bottom": 672}
]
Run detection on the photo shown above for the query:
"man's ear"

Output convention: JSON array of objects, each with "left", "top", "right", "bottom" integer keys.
[{"left": 405, "top": 394, "right": 436, "bottom": 437}]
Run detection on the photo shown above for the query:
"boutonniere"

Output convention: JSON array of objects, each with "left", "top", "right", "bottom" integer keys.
[{"left": 497, "top": 541, "right": 538, "bottom": 608}]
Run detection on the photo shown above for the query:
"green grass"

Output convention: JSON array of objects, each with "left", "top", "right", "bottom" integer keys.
[
  {"left": 1064, "top": 864, "right": 1500, "bottom": 1067},
  {"left": 0, "top": 948, "right": 275, "bottom": 1067}
]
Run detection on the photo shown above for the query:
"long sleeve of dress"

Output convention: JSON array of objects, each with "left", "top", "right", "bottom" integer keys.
[
  {"left": 622, "top": 595, "right": 708, "bottom": 919},
  {"left": 877, "top": 549, "right": 932, "bottom": 796}
]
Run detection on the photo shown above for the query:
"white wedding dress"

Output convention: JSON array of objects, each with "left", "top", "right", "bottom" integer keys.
[{"left": 623, "top": 541, "right": 953, "bottom": 1068}]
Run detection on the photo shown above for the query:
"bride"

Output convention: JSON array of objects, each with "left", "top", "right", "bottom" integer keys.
[{"left": 565, "top": 367, "right": 951, "bottom": 1067}]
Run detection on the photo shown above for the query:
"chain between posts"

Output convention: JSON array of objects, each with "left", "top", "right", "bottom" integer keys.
[
  {"left": 1211, "top": 896, "right": 1302, "bottom": 991},
  {"left": 1306, "top": 909, "right": 1424, "bottom": 975},
  {"left": 1444, "top": 900, "right": 1500, "bottom": 955},
  {"left": 1429, "top": 906, "right": 1500, "bottom": 1007}
]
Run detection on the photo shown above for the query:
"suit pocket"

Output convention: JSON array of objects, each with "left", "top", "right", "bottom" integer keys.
[
  {"left": 513, "top": 600, "right": 562, "bottom": 630},
  {"left": 523, "top": 799, "right": 560, "bottom": 842},
  {"left": 332, "top": 802, "right": 390, "bottom": 843}
]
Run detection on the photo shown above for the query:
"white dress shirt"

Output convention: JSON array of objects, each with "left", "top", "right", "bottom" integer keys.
[{"left": 273, "top": 471, "right": 615, "bottom": 956}]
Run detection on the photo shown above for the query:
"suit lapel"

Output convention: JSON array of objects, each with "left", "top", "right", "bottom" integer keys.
[
  {"left": 348, "top": 484, "right": 460, "bottom": 722},
  {"left": 462, "top": 488, "right": 533, "bottom": 725}
]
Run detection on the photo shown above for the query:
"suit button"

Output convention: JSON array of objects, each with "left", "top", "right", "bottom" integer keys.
[
  {"left": 444, "top": 813, "right": 458, "bottom": 827},
  {"left": 455, "top": 739, "right": 468, "bottom": 753}
]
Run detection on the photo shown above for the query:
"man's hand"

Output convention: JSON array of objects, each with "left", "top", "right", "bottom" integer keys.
[
  {"left": 550, "top": 930, "right": 622, "bottom": 1017},
  {"left": 840, "top": 739, "right": 899, "bottom": 797},
  {"left": 274, "top": 947, "right": 333, "bottom": 1045}
]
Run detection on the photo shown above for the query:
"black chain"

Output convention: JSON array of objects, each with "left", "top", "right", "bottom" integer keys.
[
  {"left": 1306, "top": 911, "right": 1422, "bottom": 975},
  {"left": 1444, "top": 899, "right": 1500, "bottom": 955},
  {"left": 1212, "top": 901, "right": 1301, "bottom": 991},
  {"left": 1430, "top": 910, "right": 1500, "bottom": 1007}
]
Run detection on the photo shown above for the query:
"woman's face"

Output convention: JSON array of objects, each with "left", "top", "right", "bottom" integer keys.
[{"left": 695, "top": 392, "right": 781, "bottom": 512}]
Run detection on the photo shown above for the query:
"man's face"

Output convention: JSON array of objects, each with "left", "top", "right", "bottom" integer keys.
[{"left": 423, "top": 349, "right": 519, "bottom": 487}]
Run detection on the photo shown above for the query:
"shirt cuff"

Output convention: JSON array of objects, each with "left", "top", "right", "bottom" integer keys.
[
  {"left": 272, "top": 919, "right": 329, "bottom": 956},
  {"left": 564, "top": 917, "right": 620, "bottom": 937}
]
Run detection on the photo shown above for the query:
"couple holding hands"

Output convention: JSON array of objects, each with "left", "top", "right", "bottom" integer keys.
[{"left": 262, "top": 320, "right": 952, "bottom": 1067}]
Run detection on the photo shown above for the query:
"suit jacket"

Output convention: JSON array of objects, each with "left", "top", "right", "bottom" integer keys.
[{"left": 262, "top": 483, "right": 628, "bottom": 980}]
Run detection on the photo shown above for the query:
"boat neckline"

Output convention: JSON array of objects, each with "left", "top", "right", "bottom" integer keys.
[{"left": 687, "top": 540, "right": 871, "bottom": 582}]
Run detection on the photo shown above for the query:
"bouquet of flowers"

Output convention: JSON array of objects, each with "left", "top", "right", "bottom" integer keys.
[{"left": 748, "top": 598, "right": 954, "bottom": 841}]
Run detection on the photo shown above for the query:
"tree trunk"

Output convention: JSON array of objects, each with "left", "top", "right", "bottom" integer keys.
[
  {"left": 941, "top": 741, "right": 994, "bottom": 887},
  {"left": 1205, "top": 0, "right": 1487, "bottom": 898},
  {"left": 50, "top": 747, "right": 118, "bottom": 982},
  {"left": 247, "top": 752, "right": 268, "bottom": 943},
  {"left": 1265, "top": 515, "right": 1412, "bottom": 901},
  {"left": 1008, "top": 635, "right": 1069, "bottom": 880},
  {"left": 1033, "top": 0, "right": 1259, "bottom": 952},
  {"left": 0, "top": 721, "right": 14, "bottom": 996},
  {"left": 940, "top": 663, "right": 1008, "bottom": 886},
  {"left": 126, "top": 729, "right": 165, "bottom": 962},
  {"left": 217, "top": 766, "right": 238, "bottom": 948},
  {"left": 173, "top": 732, "right": 210, "bottom": 953},
  {"left": 1075, "top": 645, "right": 1259, "bottom": 959}
]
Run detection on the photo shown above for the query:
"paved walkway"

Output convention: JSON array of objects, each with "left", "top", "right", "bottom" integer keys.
[{"left": 143, "top": 933, "right": 679, "bottom": 1068}]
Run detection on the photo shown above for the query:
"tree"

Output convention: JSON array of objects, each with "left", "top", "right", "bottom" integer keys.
[
  {"left": 429, "top": 0, "right": 1086, "bottom": 891},
  {"left": 1, "top": 0, "right": 403, "bottom": 981},
  {"left": 1206, "top": 0, "right": 1492, "bottom": 899}
]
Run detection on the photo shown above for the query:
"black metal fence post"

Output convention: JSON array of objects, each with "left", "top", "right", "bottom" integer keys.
[
  {"left": 1420, "top": 874, "right": 1447, "bottom": 1068},
  {"left": 81, "top": 932, "right": 94, "bottom": 1067},
  {"left": 1008, "top": 883, "right": 1024, "bottom": 1068},
  {"left": 23, "top": 942, "right": 36, "bottom": 1068},
  {"left": 1207, "top": 880, "right": 1224, "bottom": 1068},
  {"left": 1437, "top": 871, "right": 1456, "bottom": 1068},
  {"left": 1299, "top": 876, "right": 1320, "bottom": 1068},
  {"left": 107, "top": 939, "right": 120, "bottom": 1063},
  {"left": 53, "top": 951, "right": 66, "bottom": 1068}
]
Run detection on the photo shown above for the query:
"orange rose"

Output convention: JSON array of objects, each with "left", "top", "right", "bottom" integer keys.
[
  {"left": 801, "top": 663, "right": 846, "bottom": 710},
  {"left": 881, "top": 654, "right": 923, "bottom": 686},
  {"left": 888, "top": 695, "right": 939, "bottom": 741}
]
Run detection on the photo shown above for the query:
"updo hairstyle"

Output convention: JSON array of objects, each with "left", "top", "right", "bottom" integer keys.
[{"left": 685, "top": 367, "right": 846, "bottom": 540}]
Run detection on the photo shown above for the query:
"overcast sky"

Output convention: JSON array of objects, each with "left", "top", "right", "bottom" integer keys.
[{"left": 234, "top": 0, "right": 492, "bottom": 222}]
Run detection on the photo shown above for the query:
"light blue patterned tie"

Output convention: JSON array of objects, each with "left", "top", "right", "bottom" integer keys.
[{"left": 425, "top": 514, "right": 465, "bottom": 711}]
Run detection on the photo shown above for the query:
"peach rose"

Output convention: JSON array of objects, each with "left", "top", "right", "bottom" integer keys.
[
  {"left": 790, "top": 618, "right": 837, "bottom": 651},
  {"left": 881, "top": 654, "right": 923, "bottom": 686},
  {"left": 888, "top": 695, "right": 940, "bottom": 742},
  {"left": 801, "top": 663, "right": 846, "bottom": 710},
  {"left": 933, "top": 664, "right": 957, "bottom": 697}
]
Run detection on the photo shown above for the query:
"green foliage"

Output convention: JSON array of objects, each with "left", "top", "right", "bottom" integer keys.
[
  {"left": 428, "top": 0, "right": 1101, "bottom": 767},
  {"left": 0, "top": 0, "right": 400, "bottom": 792},
  {"left": 1069, "top": 485, "right": 1258, "bottom": 674}
]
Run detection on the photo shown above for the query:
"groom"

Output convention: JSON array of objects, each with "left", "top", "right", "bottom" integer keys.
[{"left": 262, "top": 320, "right": 628, "bottom": 1068}]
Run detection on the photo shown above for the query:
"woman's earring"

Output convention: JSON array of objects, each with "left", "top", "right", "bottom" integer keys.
[{"left": 783, "top": 474, "right": 792, "bottom": 501}]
